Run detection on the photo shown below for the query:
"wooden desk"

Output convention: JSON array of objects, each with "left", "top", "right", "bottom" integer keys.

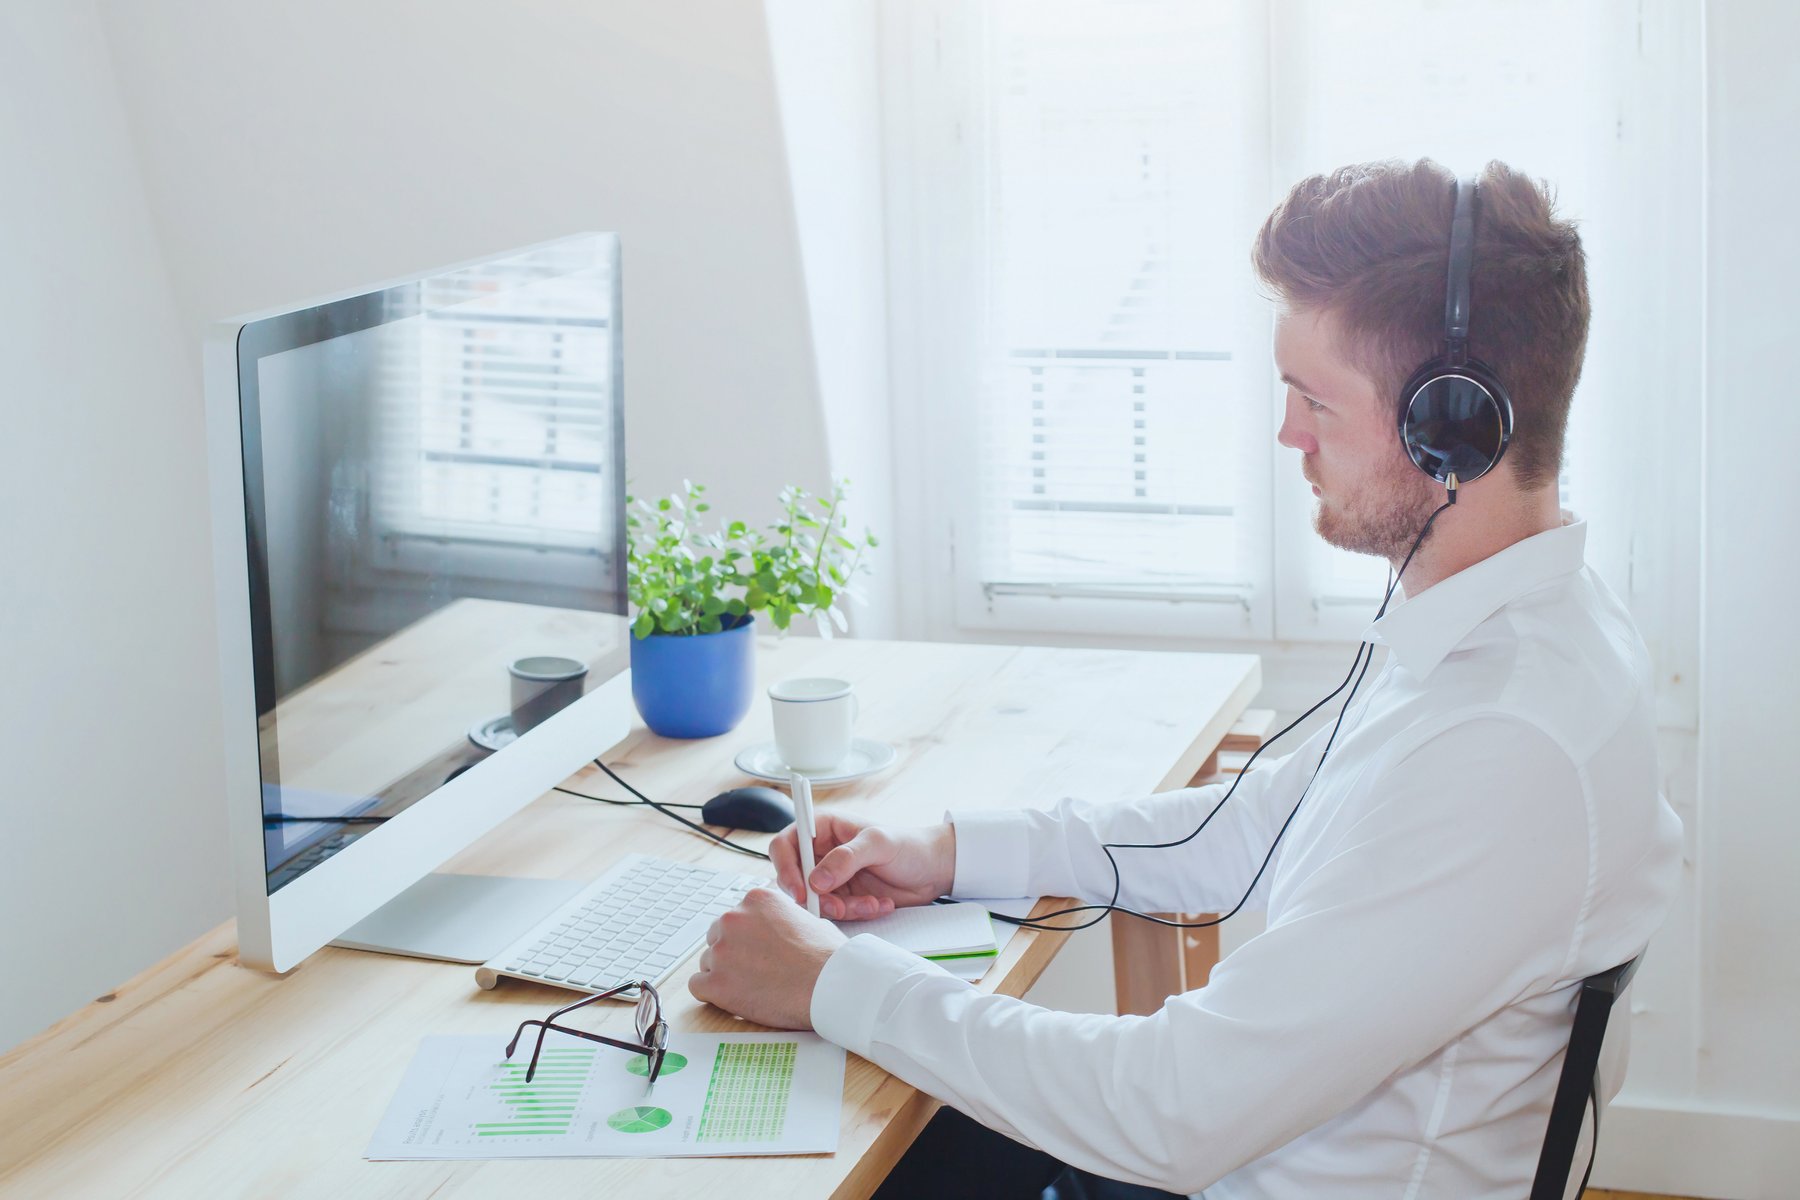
[{"left": 0, "top": 636, "right": 1258, "bottom": 1199}]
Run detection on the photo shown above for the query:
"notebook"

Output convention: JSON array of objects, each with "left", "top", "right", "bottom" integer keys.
[
  {"left": 834, "top": 901, "right": 998, "bottom": 959},
  {"left": 834, "top": 898, "right": 1038, "bottom": 981}
]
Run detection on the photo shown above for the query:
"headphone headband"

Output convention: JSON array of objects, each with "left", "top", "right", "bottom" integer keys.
[
  {"left": 1396, "top": 173, "right": 1512, "bottom": 494},
  {"left": 1444, "top": 178, "right": 1476, "bottom": 365}
]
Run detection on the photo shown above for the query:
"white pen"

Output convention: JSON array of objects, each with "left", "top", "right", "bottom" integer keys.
[{"left": 790, "top": 770, "right": 821, "bottom": 918}]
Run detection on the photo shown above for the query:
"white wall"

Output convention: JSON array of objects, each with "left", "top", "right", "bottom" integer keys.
[
  {"left": 764, "top": 0, "right": 899, "bottom": 637},
  {"left": 1590, "top": 6, "right": 1800, "bottom": 1197},
  {"left": 0, "top": 0, "right": 229, "bottom": 1049},
  {"left": 97, "top": 0, "right": 831, "bottom": 536}
]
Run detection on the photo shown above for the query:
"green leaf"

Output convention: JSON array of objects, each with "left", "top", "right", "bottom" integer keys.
[
  {"left": 698, "top": 615, "right": 722, "bottom": 634},
  {"left": 771, "top": 608, "right": 792, "bottom": 630},
  {"left": 632, "top": 612, "right": 654, "bottom": 639}
]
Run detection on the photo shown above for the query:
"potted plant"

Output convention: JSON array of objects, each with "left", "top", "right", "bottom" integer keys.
[{"left": 625, "top": 478, "right": 877, "bottom": 738}]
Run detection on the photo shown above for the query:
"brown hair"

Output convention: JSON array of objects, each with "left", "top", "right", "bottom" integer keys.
[{"left": 1252, "top": 159, "right": 1589, "bottom": 490}]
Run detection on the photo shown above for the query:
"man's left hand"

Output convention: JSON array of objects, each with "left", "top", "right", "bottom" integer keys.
[{"left": 687, "top": 886, "right": 847, "bottom": 1029}]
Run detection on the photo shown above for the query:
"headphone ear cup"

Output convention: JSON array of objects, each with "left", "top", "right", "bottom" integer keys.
[{"left": 1397, "top": 359, "right": 1514, "bottom": 484}]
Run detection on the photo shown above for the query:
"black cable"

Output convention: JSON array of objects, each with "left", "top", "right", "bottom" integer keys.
[
  {"left": 993, "top": 498, "right": 1454, "bottom": 933},
  {"left": 552, "top": 785, "right": 705, "bottom": 810},
  {"left": 590, "top": 759, "right": 771, "bottom": 861}
]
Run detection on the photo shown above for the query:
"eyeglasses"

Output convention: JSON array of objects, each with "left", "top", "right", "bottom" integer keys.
[{"left": 504, "top": 980, "right": 668, "bottom": 1084}]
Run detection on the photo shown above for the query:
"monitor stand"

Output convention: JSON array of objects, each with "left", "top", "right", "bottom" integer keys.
[{"left": 330, "top": 872, "right": 584, "bottom": 964}]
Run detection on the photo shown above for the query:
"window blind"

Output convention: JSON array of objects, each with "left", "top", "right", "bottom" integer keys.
[{"left": 972, "top": 0, "right": 1269, "bottom": 606}]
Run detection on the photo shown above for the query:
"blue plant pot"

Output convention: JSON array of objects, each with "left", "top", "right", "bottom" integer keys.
[{"left": 629, "top": 614, "right": 757, "bottom": 739}]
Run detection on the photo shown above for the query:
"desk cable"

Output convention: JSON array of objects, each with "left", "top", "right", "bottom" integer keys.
[
  {"left": 269, "top": 762, "right": 772, "bottom": 863},
  {"left": 570, "top": 759, "right": 771, "bottom": 862}
]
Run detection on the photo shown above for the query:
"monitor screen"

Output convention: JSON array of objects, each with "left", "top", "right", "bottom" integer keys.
[{"left": 233, "top": 235, "right": 627, "bottom": 895}]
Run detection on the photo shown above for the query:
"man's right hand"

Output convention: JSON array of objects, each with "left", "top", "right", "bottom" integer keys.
[{"left": 770, "top": 812, "right": 956, "bottom": 920}]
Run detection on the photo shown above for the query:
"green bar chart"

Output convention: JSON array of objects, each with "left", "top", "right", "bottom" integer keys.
[{"left": 478, "top": 1048, "right": 596, "bottom": 1137}]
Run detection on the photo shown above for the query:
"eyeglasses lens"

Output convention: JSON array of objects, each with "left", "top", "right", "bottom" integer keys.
[{"left": 635, "top": 988, "right": 655, "bottom": 1042}]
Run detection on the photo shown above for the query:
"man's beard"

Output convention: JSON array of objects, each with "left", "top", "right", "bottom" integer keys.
[{"left": 1312, "top": 462, "right": 1440, "bottom": 562}]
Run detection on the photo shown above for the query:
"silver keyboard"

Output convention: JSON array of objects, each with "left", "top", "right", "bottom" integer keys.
[{"left": 475, "top": 853, "right": 763, "bottom": 996}]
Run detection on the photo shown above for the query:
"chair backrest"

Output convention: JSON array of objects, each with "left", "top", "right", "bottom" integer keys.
[{"left": 1528, "top": 956, "right": 1643, "bottom": 1200}]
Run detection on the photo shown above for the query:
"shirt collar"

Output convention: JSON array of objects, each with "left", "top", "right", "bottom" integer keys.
[{"left": 1360, "top": 512, "right": 1588, "bottom": 678}]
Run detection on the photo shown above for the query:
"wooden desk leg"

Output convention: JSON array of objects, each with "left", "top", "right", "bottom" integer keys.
[
  {"left": 1111, "top": 911, "right": 1184, "bottom": 1016},
  {"left": 1111, "top": 912, "right": 1221, "bottom": 1015}
]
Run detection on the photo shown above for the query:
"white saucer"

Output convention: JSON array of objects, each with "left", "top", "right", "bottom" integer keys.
[
  {"left": 468, "top": 714, "right": 518, "bottom": 752},
  {"left": 733, "top": 738, "right": 898, "bottom": 787}
]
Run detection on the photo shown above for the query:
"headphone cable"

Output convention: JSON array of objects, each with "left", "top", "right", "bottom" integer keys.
[{"left": 994, "top": 499, "right": 1452, "bottom": 932}]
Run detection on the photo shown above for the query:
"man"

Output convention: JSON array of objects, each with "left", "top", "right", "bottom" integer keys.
[{"left": 687, "top": 159, "right": 1682, "bottom": 1198}]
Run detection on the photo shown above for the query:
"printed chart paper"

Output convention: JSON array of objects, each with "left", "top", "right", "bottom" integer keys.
[{"left": 366, "top": 1030, "right": 844, "bottom": 1159}]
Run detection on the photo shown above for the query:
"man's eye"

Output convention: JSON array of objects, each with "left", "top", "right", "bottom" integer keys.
[{"left": 1304, "top": 396, "right": 1326, "bottom": 412}]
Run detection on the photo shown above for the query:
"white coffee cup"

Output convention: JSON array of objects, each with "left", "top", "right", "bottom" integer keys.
[{"left": 768, "top": 677, "right": 859, "bottom": 772}]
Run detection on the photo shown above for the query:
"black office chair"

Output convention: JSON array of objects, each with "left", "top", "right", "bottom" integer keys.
[{"left": 1528, "top": 956, "right": 1642, "bottom": 1200}]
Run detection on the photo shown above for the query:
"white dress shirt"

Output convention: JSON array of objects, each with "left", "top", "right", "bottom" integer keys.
[{"left": 811, "top": 515, "right": 1682, "bottom": 1198}]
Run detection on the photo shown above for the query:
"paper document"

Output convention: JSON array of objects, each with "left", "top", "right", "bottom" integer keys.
[
  {"left": 365, "top": 1030, "right": 844, "bottom": 1160},
  {"left": 834, "top": 901, "right": 996, "bottom": 957},
  {"left": 939, "top": 898, "right": 1035, "bottom": 980},
  {"left": 836, "top": 898, "right": 1039, "bottom": 982}
]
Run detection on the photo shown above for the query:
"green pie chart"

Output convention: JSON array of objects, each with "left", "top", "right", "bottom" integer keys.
[
  {"left": 607, "top": 1105, "right": 672, "bottom": 1134},
  {"left": 626, "top": 1051, "right": 687, "bottom": 1077}
]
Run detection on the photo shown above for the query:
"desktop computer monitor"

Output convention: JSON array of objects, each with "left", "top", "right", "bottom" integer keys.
[{"left": 204, "top": 234, "right": 633, "bottom": 973}]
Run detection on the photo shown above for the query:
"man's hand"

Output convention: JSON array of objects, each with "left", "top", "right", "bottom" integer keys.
[
  {"left": 770, "top": 812, "right": 957, "bottom": 920},
  {"left": 687, "top": 887, "right": 848, "bottom": 1029}
]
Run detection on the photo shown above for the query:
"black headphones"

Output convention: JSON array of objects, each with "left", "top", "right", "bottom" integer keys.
[{"left": 1396, "top": 177, "right": 1514, "bottom": 502}]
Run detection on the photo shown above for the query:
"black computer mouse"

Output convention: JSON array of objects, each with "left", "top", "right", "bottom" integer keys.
[{"left": 701, "top": 786, "right": 796, "bottom": 833}]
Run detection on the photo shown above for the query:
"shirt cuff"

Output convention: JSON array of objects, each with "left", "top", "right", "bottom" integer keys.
[
  {"left": 947, "top": 809, "right": 1034, "bottom": 898},
  {"left": 810, "top": 932, "right": 939, "bottom": 1058}
]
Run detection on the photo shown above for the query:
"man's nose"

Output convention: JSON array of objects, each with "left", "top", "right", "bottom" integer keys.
[{"left": 1277, "top": 404, "right": 1317, "bottom": 456}]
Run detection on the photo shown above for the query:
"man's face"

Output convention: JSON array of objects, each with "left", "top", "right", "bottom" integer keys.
[{"left": 1273, "top": 307, "right": 1438, "bottom": 562}]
